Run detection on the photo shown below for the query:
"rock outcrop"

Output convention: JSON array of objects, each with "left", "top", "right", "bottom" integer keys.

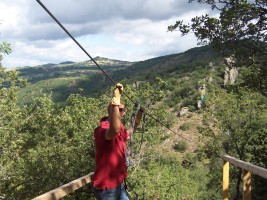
[{"left": 224, "top": 56, "right": 239, "bottom": 85}]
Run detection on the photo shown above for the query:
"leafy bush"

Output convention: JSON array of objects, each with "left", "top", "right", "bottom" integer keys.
[
  {"left": 179, "top": 122, "right": 192, "bottom": 131},
  {"left": 128, "top": 153, "right": 208, "bottom": 200},
  {"left": 173, "top": 140, "right": 188, "bottom": 152}
]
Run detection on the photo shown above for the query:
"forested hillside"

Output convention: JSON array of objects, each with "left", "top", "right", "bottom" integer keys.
[
  {"left": 16, "top": 57, "right": 134, "bottom": 105},
  {"left": 16, "top": 45, "right": 221, "bottom": 105}
]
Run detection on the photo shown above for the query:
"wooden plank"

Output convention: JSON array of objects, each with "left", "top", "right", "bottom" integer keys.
[
  {"left": 222, "top": 155, "right": 267, "bottom": 179},
  {"left": 223, "top": 160, "right": 229, "bottom": 200},
  {"left": 32, "top": 172, "right": 94, "bottom": 200},
  {"left": 243, "top": 170, "right": 251, "bottom": 200}
]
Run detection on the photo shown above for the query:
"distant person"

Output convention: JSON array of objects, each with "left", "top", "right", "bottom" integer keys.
[{"left": 93, "top": 83, "right": 143, "bottom": 200}]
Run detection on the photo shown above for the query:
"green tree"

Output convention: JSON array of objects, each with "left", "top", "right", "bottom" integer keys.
[
  {"left": 202, "top": 85, "right": 267, "bottom": 199},
  {"left": 0, "top": 40, "right": 27, "bottom": 199},
  {"left": 2, "top": 94, "right": 102, "bottom": 199},
  {"left": 168, "top": 0, "right": 267, "bottom": 93},
  {"left": 128, "top": 153, "right": 209, "bottom": 200}
]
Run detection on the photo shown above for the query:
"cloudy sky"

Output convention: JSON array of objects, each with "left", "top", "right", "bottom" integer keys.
[{"left": 0, "top": 0, "right": 215, "bottom": 68}]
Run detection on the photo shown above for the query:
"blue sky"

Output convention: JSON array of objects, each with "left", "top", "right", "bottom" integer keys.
[{"left": 0, "top": 0, "right": 215, "bottom": 68}]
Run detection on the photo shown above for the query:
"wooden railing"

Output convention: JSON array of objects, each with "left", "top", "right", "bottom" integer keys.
[
  {"left": 32, "top": 172, "right": 94, "bottom": 200},
  {"left": 32, "top": 155, "right": 267, "bottom": 200},
  {"left": 222, "top": 155, "right": 267, "bottom": 200}
]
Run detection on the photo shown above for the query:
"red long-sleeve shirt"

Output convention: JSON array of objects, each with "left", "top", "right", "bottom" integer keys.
[{"left": 93, "top": 117, "right": 128, "bottom": 189}]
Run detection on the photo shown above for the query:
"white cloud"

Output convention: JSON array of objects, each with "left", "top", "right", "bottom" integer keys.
[{"left": 0, "top": 0, "right": 214, "bottom": 68}]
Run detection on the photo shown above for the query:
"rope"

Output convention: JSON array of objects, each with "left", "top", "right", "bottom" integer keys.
[{"left": 36, "top": 0, "right": 190, "bottom": 141}]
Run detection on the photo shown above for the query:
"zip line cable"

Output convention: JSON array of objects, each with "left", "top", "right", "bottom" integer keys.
[
  {"left": 36, "top": 0, "right": 189, "bottom": 142},
  {"left": 145, "top": 112, "right": 189, "bottom": 141},
  {"left": 35, "top": 1, "right": 116, "bottom": 86},
  {"left": 36, "top": 0, "right": 137, "bottom": 105}
]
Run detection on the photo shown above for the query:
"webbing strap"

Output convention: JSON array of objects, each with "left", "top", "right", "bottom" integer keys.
[
  {"left": 139, "top": 113, "right": 146, "bottom": 151},
  {"left": 127, "top": 103, "right": 140, "bottom": 166}
]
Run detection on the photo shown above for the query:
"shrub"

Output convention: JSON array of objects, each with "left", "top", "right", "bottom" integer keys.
[
  {"left": 179, "top": 122, "right": 192, "bottom": 131},
  {"left": 173, "top": 140, "right": 188, "bottom": 152}
]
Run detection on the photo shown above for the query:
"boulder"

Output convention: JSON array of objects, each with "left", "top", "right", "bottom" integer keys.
[{"left": 177, "top": 107, "right": 189, "bottom": 117}]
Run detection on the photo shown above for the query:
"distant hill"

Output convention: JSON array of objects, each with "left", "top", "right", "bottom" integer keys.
[
  {"left": 17, "top": 46, "right": 223, "bottom": 105},
  {"left": 17, "top": 56, "right": 134, "bottom": 82},
  {"left": 59, "top": 61, "right": 75, "bottom": 65}
]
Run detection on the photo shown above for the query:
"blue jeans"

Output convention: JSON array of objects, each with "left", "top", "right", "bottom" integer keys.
[{"left": 94, "top": 183, "right": 129, "bottom": 200}]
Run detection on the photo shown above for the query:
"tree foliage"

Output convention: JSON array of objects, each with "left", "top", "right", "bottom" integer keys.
[
  {"left": 200, "top": 84, "right": 267, "bottom": 199},
  {"left": 169, "top": 1, "right": 267, "bottom": 199},
  {"left": 0, "top": 41, "right": 27, "bottom": 199},
  {"left": 169, "top": 0, "right": 267, "bottom": 94},
  {"left": 168, "top": 0, "right": 266, "bottom": 60},
  {"left": 128, "top": 154, "right": 209, "bottom": 200}
]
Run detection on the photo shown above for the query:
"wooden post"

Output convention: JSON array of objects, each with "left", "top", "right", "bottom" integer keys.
[
  {"left": 223, "top": 160, "right": 229, "bottom": 200},
  {"left": 243, "top": 170, "right": 251, "bottom": 200}
]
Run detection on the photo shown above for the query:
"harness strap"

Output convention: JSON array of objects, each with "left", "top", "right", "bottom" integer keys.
[
  {"left": 139, "top": 112, "right": 146, "bottom": 151},
  {"left": 127, "top": 103, "right": 140, "bottom": 166},
  {"left": 124, "top": 179, "right": 128, "bottom": 190}
]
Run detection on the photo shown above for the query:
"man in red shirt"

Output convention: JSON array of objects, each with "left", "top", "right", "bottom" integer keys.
[{"left": 93, "top": 83, "right": 143, "bottom": 200}]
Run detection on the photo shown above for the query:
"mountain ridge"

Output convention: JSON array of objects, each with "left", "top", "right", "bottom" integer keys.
[{"left": 17, "top": 45, "right": 223, "bottom": 105}]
